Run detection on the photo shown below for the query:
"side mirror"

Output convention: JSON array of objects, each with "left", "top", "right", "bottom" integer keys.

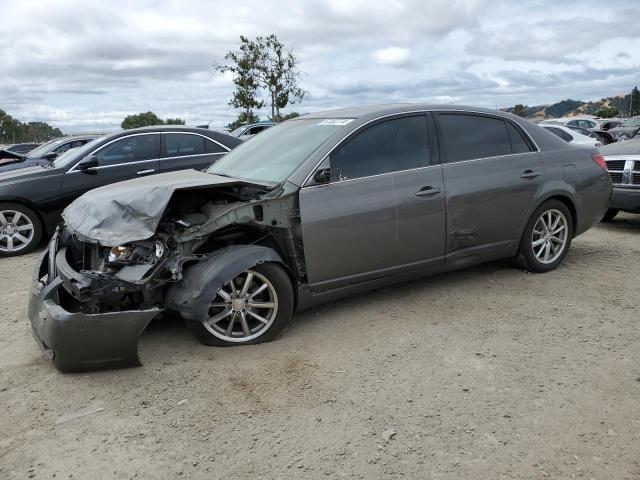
[
  {"left": 44, "top": 152, "right": 58, "bottom": 161},
  {"left": 77, "top": 155, "right": 98, "bottom": 171},
  {"left": 313, "top": 168, "right": 331, "bottom": 185}
]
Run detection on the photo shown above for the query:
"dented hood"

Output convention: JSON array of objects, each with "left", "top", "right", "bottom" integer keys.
[{"left": 62, "top": 169, "right": 265, "bottom": 246}]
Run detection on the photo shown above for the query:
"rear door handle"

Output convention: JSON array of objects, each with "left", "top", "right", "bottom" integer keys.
[
  {"left": 136, "top": 169, "right": 156, "bottom": 175},
  {"left": 415, "top": 186, "right": 442, "bottom": 197},
  {"left": 521, "top": 170, "right": 541, "bottom": 179}
]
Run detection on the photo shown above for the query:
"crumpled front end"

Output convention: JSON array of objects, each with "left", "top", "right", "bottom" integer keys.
[
  {"left": 29, "top": 178, "right": 304, "bottom": 372},
  {"left": 29, "top": 231, "right": 161, "bottom": 372}
]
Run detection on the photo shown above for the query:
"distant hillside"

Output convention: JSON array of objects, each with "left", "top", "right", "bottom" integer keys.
[{"left": 504, "top": 92, "right": 636, "bottom": 119}]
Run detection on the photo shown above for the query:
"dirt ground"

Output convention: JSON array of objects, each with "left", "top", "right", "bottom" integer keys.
[{"left": 1, "top": 215, "right": 639, "bottom": 480}]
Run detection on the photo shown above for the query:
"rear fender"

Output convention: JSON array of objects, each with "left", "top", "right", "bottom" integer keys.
[{"left": 165, "top": 245, "right": 284, "bottom": 321}]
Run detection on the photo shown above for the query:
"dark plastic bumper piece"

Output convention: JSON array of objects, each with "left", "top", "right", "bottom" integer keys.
[
  {"left": 609, "top": 187, "right": 640, "bottom": 213},
  {"left": 29, "top": 246, "right": 161, "bottom": 373}
]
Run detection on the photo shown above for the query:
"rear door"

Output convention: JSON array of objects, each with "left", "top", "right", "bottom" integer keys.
[
  {"left": 299, "top": 114, "right": 446, "bottom": 291},
  {"left": 62, "top": 133, "right": 160, "bottom": 205},
  {"left": 159, "top": 132, "right": 228, "bottom": 172},
  {"left": 435, "top": 112, "right": 543, "bottom": 259}
]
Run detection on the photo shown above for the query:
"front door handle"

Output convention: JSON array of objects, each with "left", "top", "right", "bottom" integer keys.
[
  {"left": 136, "top": 169, "right": 156, "bottom": 175},
  {"left": 415, "top": 186, "right": 442, "bottom": 197},
  {"left": 520, "top": 170, "right": 541, "bottom": 179}
]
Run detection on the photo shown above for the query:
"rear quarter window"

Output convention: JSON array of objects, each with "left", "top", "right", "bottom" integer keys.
[
  {"left": 438, "top": 113, "right": 513, "bottom": 163},
  {"left": 506, "top": 122, "right": 533, "bottom": 154},
  {"left": 545, "top": 127, "right": 573, "bottom": 143}
]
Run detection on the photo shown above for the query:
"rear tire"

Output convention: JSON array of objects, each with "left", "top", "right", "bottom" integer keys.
[
  {"left": 601, "top": 209, "right": 618, "bottom": 222},
  {"left": 0, "top": 202, "right": 43, "bottom": 257},
  {"left": 187, "top": 263, "right": 294, "bottom": 347},
  {"left": 517, "top": 200, "right": 573, "bottom": 273}
]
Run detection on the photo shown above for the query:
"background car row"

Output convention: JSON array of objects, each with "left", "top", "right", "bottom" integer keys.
[{"left": 0, "top": 126, "right": 241, "bottom": 256}]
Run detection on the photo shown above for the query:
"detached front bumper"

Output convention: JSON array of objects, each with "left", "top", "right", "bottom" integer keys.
[{"left": 29, "top": 235, "right": 161, "bottom": 373}]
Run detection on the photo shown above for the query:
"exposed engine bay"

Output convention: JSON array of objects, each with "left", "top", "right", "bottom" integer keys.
[{"left": 55, "top": 179, "right": 305, "bottom": 316}]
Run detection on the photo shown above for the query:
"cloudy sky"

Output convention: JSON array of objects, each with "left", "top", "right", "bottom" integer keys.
[{"left": 2, "top": 0, "right": 639, "bottom": 133}]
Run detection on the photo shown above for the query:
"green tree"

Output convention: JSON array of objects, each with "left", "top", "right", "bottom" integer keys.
[
  {"left": 595, "top": 106, "right": 619, "bottom": 118},
  {"left": 121, "top": 112, "right": 185, "bottom": 129},
  {"left": 226, "top": 111, "right": 260, "bottom": 131},
  {"left": 0, "top": 110, "right": 22, "bottom": 143},
  {"left": 215, "top": 36, "right": 264, "bottom": 127},
  {"left": 254, "top": 34, "right": 307, "bottom": 120},
  {"left": 512, "top": 104, "right": 526, "bottom": 117},
  {"left": 0, "top": 110, "right": 62, "bottom": 143},
  {"left": 121, "top": 112, "right": 163, "bottom": 129},
  {"left": 277, "top": 112, "right": 300, "bottom": 122},
  {"left": 630, "top": 86, "right": 640, "bottom": 116},
  {"left": 164, "top": 117, "right": 186, "bottom": 125},
  {"left": 217, "top": 35, "right": 307, "bottom": 123}
]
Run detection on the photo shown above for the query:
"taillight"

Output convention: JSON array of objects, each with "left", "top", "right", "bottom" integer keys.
[{"left": 592, "top": 153, "right": 607, "bottom": 172}]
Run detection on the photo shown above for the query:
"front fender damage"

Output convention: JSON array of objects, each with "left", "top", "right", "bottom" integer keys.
[{"left": 165, "top": 245, "right": 284, "bottom": 321}]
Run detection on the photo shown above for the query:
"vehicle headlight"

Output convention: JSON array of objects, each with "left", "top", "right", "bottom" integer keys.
[{"left": 108, "top": 245, "right": 132, "bottom": 263}]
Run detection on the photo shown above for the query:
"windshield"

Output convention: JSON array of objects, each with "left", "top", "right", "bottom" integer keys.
[
  {"left": 53, "top": 137, "right": 103, "bottom": 169},
  {"left": 207, "top": 119, "right": 351, "bottom": 183},
  {"left": 26, "top": 138, "right": 65, "bottom": 158},
  {"left": 621, "top": 117, "right": 640, "bottom": 127}
]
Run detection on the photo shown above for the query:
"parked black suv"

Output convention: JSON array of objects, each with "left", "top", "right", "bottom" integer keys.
[{"left": 0, "top": 126, "right": 241, "bottom": 256}]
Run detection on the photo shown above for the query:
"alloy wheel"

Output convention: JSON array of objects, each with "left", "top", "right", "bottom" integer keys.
[
  {"left": 202, "top": 269, "right": 279, "bottom": 343},
  {"left": 531, "top": 209, "right": 568, "bottom": 264},
  {"left": 0, "top": 210, "right": 35, "bottom": 253}
]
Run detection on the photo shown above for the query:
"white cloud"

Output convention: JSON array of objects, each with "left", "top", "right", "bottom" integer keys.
[{"left": 372, "top": 47, "right": 412, "bottom": 67}]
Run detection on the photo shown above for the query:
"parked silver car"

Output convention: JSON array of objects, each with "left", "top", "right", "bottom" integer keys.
[{"left": 30, "top": 104, "right": 612, "bottom": 372}]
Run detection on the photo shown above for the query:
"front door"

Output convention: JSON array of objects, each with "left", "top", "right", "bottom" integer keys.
[
  {"left": 435, "top": 112, "right": 544, "bottom": 259},
  {"left": 299, "top": 114, "right": 446, "bottom": 292},
  {"left": 62, "top": 133, "right": 160, "bottom": 205}
]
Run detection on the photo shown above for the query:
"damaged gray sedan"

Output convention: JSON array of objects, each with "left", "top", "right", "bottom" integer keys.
[{"left": 29, "top": 105, "right": 612, "bottom": 372}]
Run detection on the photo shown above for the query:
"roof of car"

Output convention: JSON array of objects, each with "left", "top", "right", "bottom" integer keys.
[
  {"left": 299, "top": 104, "right": 521, "bottom": 121},
  {"left": 126, "top": 125, "right": 219, "bottom": 133},
  {"left": 91, "top": 125, "right": 242, "bottom": 148},
  {"left": 55, "top": 134, "right": 100, "bottom": 141}
]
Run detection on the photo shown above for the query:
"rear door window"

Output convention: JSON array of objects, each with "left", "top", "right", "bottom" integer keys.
[
  {"left": 329, "top": 115, "right": 430, "bottom": 181},
  {"left": 205, "top": 138, "right": 225, "bottom": 153},
  {"left": 164, "top": 133, "right": 205, "bottom": 157},
  {"left": 437, "top": 113, "right": 513, "bottom": 163}
]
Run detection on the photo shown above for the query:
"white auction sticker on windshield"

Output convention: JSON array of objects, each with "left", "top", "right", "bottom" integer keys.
[{"left": 318, "top": 119, "right": 354, "bottom": 126}]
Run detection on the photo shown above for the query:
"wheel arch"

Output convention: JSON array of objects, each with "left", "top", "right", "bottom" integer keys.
[
  {"left": 519, "top": 191, "right": 578, "bottom": 243},
  {"left": 164, "top": 244, "right": 289, "bottom": 321}
]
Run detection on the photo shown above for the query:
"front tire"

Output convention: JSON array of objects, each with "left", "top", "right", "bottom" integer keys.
[
  {"left": 517, "top": 200, "right": 573, "bottom": 273},
  {"left": 601, "top": 209, "right": 618, "bottom": 222},
  {"left": 0, "top": 202, "right": 43, "bottom": 257},
  {"left": 187, "top": 263, "right": 294, "bottom": 347}
]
